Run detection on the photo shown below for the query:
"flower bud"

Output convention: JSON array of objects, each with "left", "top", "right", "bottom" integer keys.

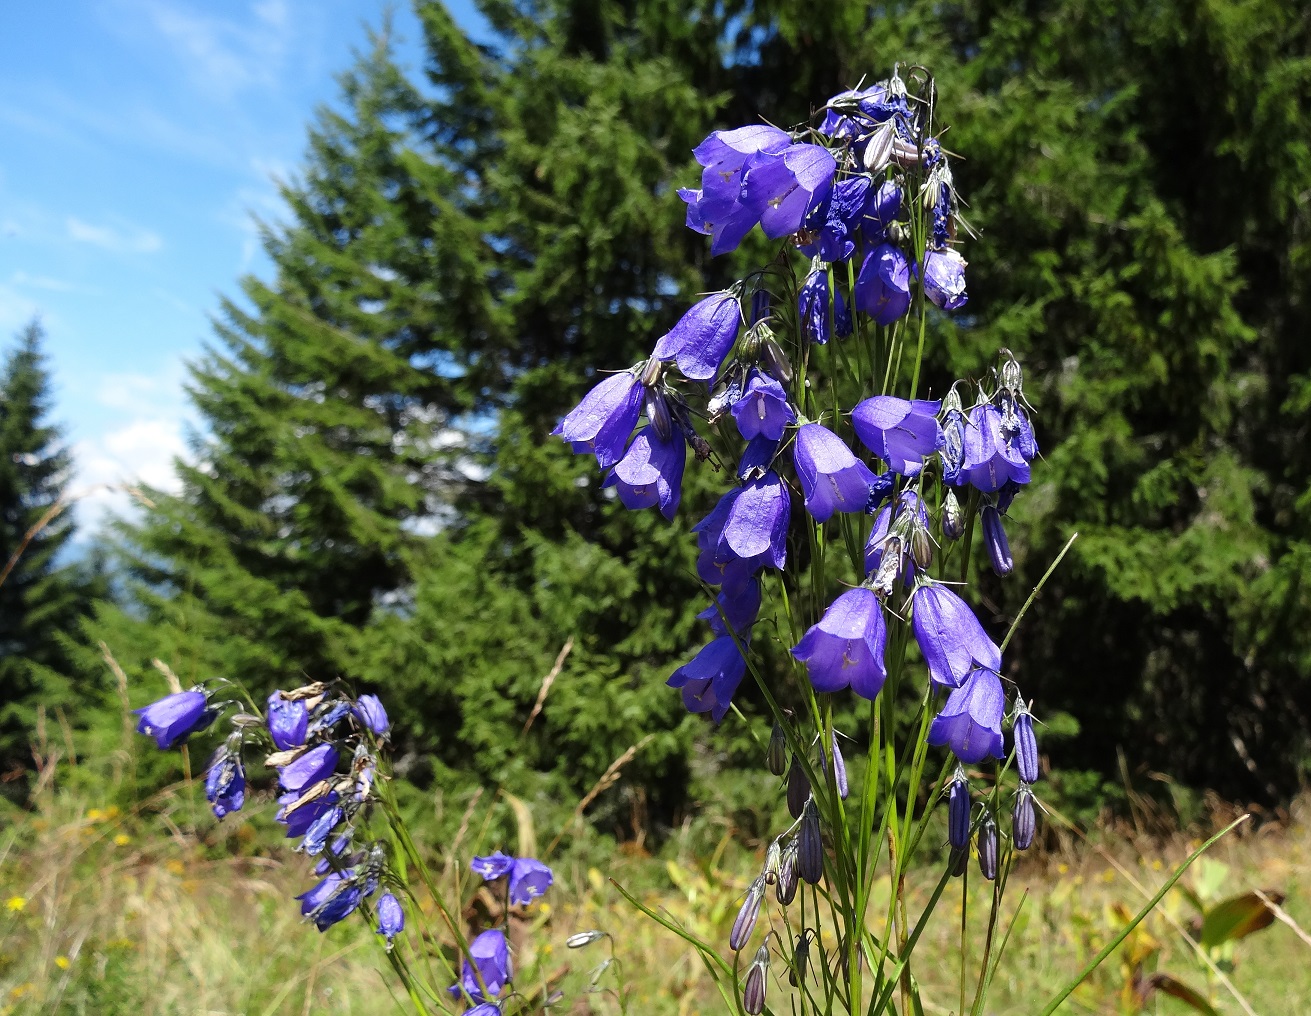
[
  {"left": 799, "top": 800, "right": 823, "bottom": 885},
  {"left": 977, "top": 813, "right": 999, "bottom": 881},
  {"left": 786, "top": 754, "right": 810, "bottom": 819},
  {"left": 1013, "top": 707, "right": 1039, "bottom": 784},
  {"left": 942, "top": 488, "right": 965, "bottom": 541},
  {"left": 789, "top": 931, "right": 811, "bottom": 986},
  {"left": 776, "top": 839, "right": 799, "bottom": 905},
  {"left": 947, "top": 770, "right": 970, "bottom": 850},
  {"left": 949, "top": 845, "right": 968, "bottom": 878},
  {"left": 766, "top": 722, "right": 787, "bottom": 777},
  {"left": 743, "top": 943, "right": 770, "bottom": 1015},
  {"left": 1013, "top": 784, "right": 1037, "bottom": 851},
  {"left": 981, "top": 505, "right": 1013, "bottom": 576},
  {"left": 566, "top": 930, "right": 607, "bottom": 949},
  {"left": 729, "top": 876, "right": 766, "bottom": 951},
  {"left": 910, "top": 523, "right": 933, "bottom": 570},
  {"left": 762, "top": 336, "right": 793, "bottom": 385},
  {"left": 645, "top": 389, "right": 672, "bottom": 442},
  {"left": 763, "top": 840, "right": 782, "bottom": 885},
  {"left": 863, "top": 122, "right": 895, "bottom": 173},
  {"left": 639, "top": 356, "right": 664, "bottom": 387},
  {"left": 872, "top": 535, "right": 904, "bottom": 598},
  {"left": 829, "top": 731, "right": 849, "bottom": 800}
]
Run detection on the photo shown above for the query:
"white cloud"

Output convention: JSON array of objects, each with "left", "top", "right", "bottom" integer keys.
[
  {"left": 10, "top": 271, "right": 75, "bottom": 292},
  {"left": 0, "top": 283, "right": 43, "bottom": 333},
  {"left": 66, "top": 216, "right": 163, "bottom": 254}
]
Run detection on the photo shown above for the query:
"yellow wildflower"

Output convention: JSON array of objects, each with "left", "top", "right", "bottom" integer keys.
[
  {"left": 5, "top": 897, "right": 25, "bottom": 913},
  {"left": 114, "top": 834, "right": 131, "bottom": 846},
  {"left": 54, "top": 956, "right": 69, "bottom": 970}
]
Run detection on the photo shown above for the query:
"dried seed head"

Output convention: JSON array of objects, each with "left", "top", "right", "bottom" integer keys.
[
  {"left": 566, "top": 930, "right": 607, "bottom": 949},
  {"left": 762, "top": 336, "right": 793, "bottom": 385},
  {"left": 763, "top": 840, "right": 782, "bottom": 885},
  {"left": 942, "top": 488, "right": 965, "bottom": 541},
  {"left": 872, "top": 535, "right": 905, "bottom": 598},
  {"left": 910, "top": 523, "right": 933, "bottom": 570}
]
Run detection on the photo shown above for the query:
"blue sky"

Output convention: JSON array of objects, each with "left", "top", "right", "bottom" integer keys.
[{"left": 0, "top": 0, "right": 484, "bottom": 538}]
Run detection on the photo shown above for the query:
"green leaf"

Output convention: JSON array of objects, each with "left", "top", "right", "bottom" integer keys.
[{"left": 1199, "top": 891, "right": 1283, "bottom": 949}]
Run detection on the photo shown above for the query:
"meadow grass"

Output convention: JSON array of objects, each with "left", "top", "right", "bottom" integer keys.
[{"left": 2, "top": 770, "right": 1308, "bottom": 1016}]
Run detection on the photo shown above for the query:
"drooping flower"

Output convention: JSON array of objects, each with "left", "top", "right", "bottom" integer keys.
[
  {"left": 697, "top": 579, "right": 762, "bottom": 637},
  {"left": 910, "top": 581, "right": 1003, "bottom": 690},
  {"left": 205, "top": 753, "right": 245, "bottom": 819},
  {"left": 743, "top": 943, "right": 770, "bottom": 1015},
  {"left": 508, "top": 858, "right": 554, "bottom": 905},
  {"left": 961, "top": 402, "right": 1030, "bottom": 492},
  {"left": 298, "top": 871, "right": 364, "bottom": 932},
  {"left": 797, "top": 265, "right": 851, "bottom": 346},
  {"left": 693, "top": 489, "right": 760, "bottom": 594},
  {"left": 798, "top": 176, "right": 871, "bottom": 263},
  {"left": 652, "top": 292, "right": 740, "bottom": 381},
  {"left": 679, "top": 125, "right": 792, "bottom": 255},
  {"left": 376, "top": 893, "right": 404, "bottom": 947},
  {"left": 353, "top": 694, "right": 390, "bottom": 736},
  {"left": 981, "top": 505, "right": 1013, "bottom": 576},
  {"left": 267, "top": 692, "right": 308, "bottom": 751},
  {"left": 604, "top": 425, "right": 686, "bottom": 520},
  {"left": 786, "top": 754, "right": 809, "bottom": 819},
  {"left": 928, "top": 668, "right": 1006, "bottom": 764},
  {"left": 862, "top": 180, "right": 901, "bottom": 240},
  {"left": 471, "top": 851, "right": 514, "bottom": 880},
  {"left": 851, "top": 396, "right": 944, "bottom": 475},
  {"left": 791, "top": 588, "right": 888, "bottom": 699},
  {"left": 922, "top": 248, "right": 968, "bottom": 310},
  {"left": 740, "top": 143, "right": 838, "bottom": 242},
  {"left": 827, "top": 731, "right": 849, "bottom": 799},
  {"left": 1013, "top": 705, "right": 1039, "bottom": 783},
  {"left": 667, "top": 636, "right": 749, "bottom": 723},
  {"left": 729, "top": 875, "right": 765, "bottom": 951},
  {"left": 1013, "top": 785, "right": 1037, "bottom": 850},
  {"left": 278, "top": 743, "right": 339, "bottom": 793},
  {"left": 854, "top": 243, "right": 911, "bottom": 326},
  {"left": 314, "top": 833, "right": 353, "bottom": 875},
  {"left": 947, "top": 769, "right": 971, "bottom": 850},
  {"left": 776, "top": 840, "right": 799, "bottom": 904},
  {"left": 798, "top": 800, "right": 823, "bottom": 884},
  {"left": 793, "top": 423, "right": 877, "bottom": 523},
  {"left": 302, "top": 805, "right": 345, "bottom": 856},
  {"left": 722, "top": 471, "right": 790, "bottom": 571},
  {"left": 276, "top": 789, "right": 340, "bottom": 838},
  {"left": 731, "top": 369, "right": 794, "bottom": 441},
  {"left": 451, "top": 928, "right": 512, "bottom": 1002},
  {"left": 864, "top": 491, "right": 929, "bottom": 588},
  {"left": 133, "top": 690, "right": 215, "bottom": 750},
  {"left": 551, "top": 370, "right": 645, "bottom": 469},
  {"left": 977, "top": 813, "right": 999, "bottom": 880}
]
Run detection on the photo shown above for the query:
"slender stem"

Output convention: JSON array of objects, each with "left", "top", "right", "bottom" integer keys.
[{"left": 1000, "top": 532, "right": 1078, "bottom": 652}]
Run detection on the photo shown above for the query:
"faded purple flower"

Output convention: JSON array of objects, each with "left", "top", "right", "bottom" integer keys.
[
  {"left": 928, "top": 668, "right": 1006, "bottom": 764},
  {"left": 798, "top": 176, "right": 870, "bottom": 263},
  {"left": 298, "top": 871, "right": 363, "bottom": 932},
  {"left": 981, "top": 505, "right": 1013, "bottom": 576},
  {"left": 911, "top": 582, "right": 1002, "bottom": 690},
  {"left": 551, "top": 370, "right": 644, "bottom": 469},
  {"left": 353, "top": 694, "right": 389, "bottom": 736},
  {"left": 205, "top": 753, "right": 245, "bottom": 819},
  {"left": 276, "top": 789, "right": 340, "bottom": 839},
  {"left": 864, "top": 491, "right": 929, "bottom": 586},
  {"left": 791, "top": 588, "right": 888, "bottom": 699},
  {"left": 852, "top": 396, "right": 944, "bottom": 475},
  {"left": 855, "top": 243, "right": 911, "bottom": 325},
  {"left": 798, "top": 266, "right": 851, "bottom": 346},
  {"left": 604, "top": 425, "right": 686, "bottom": 519},
  {"left": 652, "top": 292, "right": 740, "bottom": 381},
  {"left": 793, "top": 423, "right": 877, "bottom": 523}
]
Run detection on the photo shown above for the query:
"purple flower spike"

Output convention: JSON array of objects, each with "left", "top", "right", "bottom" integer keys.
[
  {"left": 793, "top": 423, "right": 877, "bottom": 523},
  {"left": 133, "top": 690, "right": 215, "bottom": 750},
  {"left": 928, "top": 668, "right": 1006, "bottom": 764},
  {"left": 267, "top": 692, "right": 308, "bottom": 750},
  {"left": 741, "top": 143, "right": 838, "bottom": 241},
  {"left": 723, "top": 472, "right": 790, "bottom": 570},
  {"left": 652, "top": 292, "right": 740, "bottom": 381},
  {"left": 962, "top": 403, "right": 1030, "bottom": 492},
  {"left": 855, "top": 243, "right": 911, "bottom": 326},
  {"left": 551, "top": 370, "right": 644, "bottom": 469},
  {"left": 862, "top": 180, "right": 901, "bottom": 240},
  {"left": 923, "top": 248, "right": 968, "bottom": 310},
  {"left": 911, "top": 582, "right": 1002, "bottom": 690},
  {"left": 697, "top": 579, "right": 762, "bottom": 636},
  {"left": 798, "top": 267, "right": 851, "bottom": 346},
  {"left": 508, "top": 858, "right": 554, "bottom": 905},
  {"left": 604, "top": 425, "right": 686, "bottom": 520},
  {"left": 278, "top": 743, "right": 339, "bottom": 793},
  {"left": 732, "top": 369, "right": 794, "bottom": 441},
  {"left": 451, "top": 928, "right": 512, "bottom": 1002},
  {"left": 471, "top": 851, "right": 514, "bottom": 880},
  {"left": 981, "top": 505, "right": 1013, "bottom": 575},
  {"left": 667, "top": 636, "right": 749, "bottom": 723},
  {"left": 852, "top": 396, "right": 944, "bottom": 475},
  {"left": 353, "top": 694, "right": 390, "bottom": 735},
  {"left": 791, "top": 588, "right": 888, "bottom": 699}
]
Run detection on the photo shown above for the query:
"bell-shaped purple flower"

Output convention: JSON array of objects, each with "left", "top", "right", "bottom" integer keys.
[
  {"left": 793, "top": 423, "right": 877, "bottom": 523},
  {"left": 133, "top": 690, "right": 215, "bottom": 750},
  {"left": 276, "top": 789, "right": 340, "bottom": 838},
  {"left": 471, "top": 851, "right": 513, "bottom": 880},
  {"left": 852, "top": 396, "right": 943, "bottom": 475},
  {"left": 376, "top": 892, "right": 404, "bottom": 946},
  {"left": 922, "top": 248, "right": 968, "bottom": 310},
  {"left": 798, "top": 176, "right": 870, "bottom": 263},
  {"left": 302, "top": 804, "right": 345, "bottom": 856},
  {"left": 722, "top": 472, "right": 790, "bottom": 570},
  {"left": 741, "top": 143, "right": 838, "bottom": 242},
  {"left": 278, "top": 743, "right": 339, "bottom": 793},
  {"left": 652, "top": 292, "right": 740, "bottom": 381},
  {"left": 928, "top": 668, "right": 1006, "bottom": 764},
  {"left": 693, "top": 489, "right": 757, "bottom": 594},
  {"left": 205, "top": 754, "right": 245, "bottom": 819},
  {"left": 508, "top": 858, "right": 554, "bottom": 905},
  {"left": 797, "top": 266, "right": 851, "bottom": 346},
  {"left": 697, "top": 579, "right": 761, "bottom": 636},
  {"left": 552, "top": 370, "right": 645, "bottom": 469},
  {"left": 353, "top": 694, "right": 389, "bottom": 736},
  {"left": 962, "top": 403, "right": 1030, "bottom": 492},
  {"left": 298, "top": 871, "right": 363, "bottom": 932},
  {"left": 267, "top": 692, "right": 308, "bottom": 750},
  {"left": 862, "top": 180, "right": 901, "bottom": 240},
  {"left": 667, "top": 636, "right": 748, "bottom": 723},
  {"left": 466, "top": 1006, "right": 502, "bottom": 1016},
  {"left": 731, "top": 369, "right": 794, "bottom": 441},
  {"left": 679, "top": 125, "right": 792, "bottom": 255},
  {"left": 791, "top": 588, "right": 888, "bottom": 699},
  {"left": 855, "top": 243, "right": 911, "bottom": 326},
  {"left": 604, "top": 425, "right": 686, "bottom": 520},
  {"left": 313, "top": 833, "right": 353, "bottom": 875},
  {"left": 911, "top": 582, "right": 1002, "bottom": 690},
  {"left": 981, "top": 505, "right": 1013, "bottom": 576},
  {"left": 451, "top": 928, "right": 512, "bottom": 1002}
]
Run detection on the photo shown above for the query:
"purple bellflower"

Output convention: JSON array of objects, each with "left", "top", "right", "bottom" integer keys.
[
  {"left": 911, "top": 581, "right": 1003, "bottom": 689},
  {"left": 668, "top": 636, "right": 748, "bottom": 722},
  {"left": 133, "top": 690, "right": 215, "bottom": 750},
  {"left": 652, "top": 292, "right": 740, "bottom": 381},
  {"left": 697, "top": 579, "right": 762, "bottom": 636},
  {"left": 465, "top": 1006, "right": 502, "bottom": 1016},
  {"left": 981, "top": 505, "right": 1014, "bottom": 575},
  {"left": 741, "top": 143, "right": 838, "bottom": 242},
  {"left": 451, "top": 928, "right": 512, "bottom": 1002},
  {"left": 722, "top": 471, "right": 790, "bottom": 570},
  {"left": 928, "top": 667, "right": 1006, "bottom": 764},
  {"left": 604, "top": 425, "right": 686, "bottom": 519},
  {"left": 922, "top": 248, "right": 968, "bottom": 310},
  {"left": 798, "top": 176, "right": 871, "bottom": 263},
  {"left": 552, "top": 370, "right": 645, "bottom": 469},
  {"left": 298, "top": 871, "right": 364, "bottom": 932},
  {"left": 791, "top": 588, "right": 888, "bottom": 699},
  {"left": 693, "top": 489, "right": 759, "bottom": 595},
  {"left": 508, "top": 858, "right": 554, "bottom": 905},
  {"left": 302, "top": 805, "right": 345, "bottom": 856},
  {"left": 961, "top": 402, "right": 1030, "bottom": 492},
  {"left": 278, "top": 743, "right": 339, "bottom": 793},
  {"left": 353, "top": 694, "right": 389, "bottom": 736},
  {"left": 862, "top": 180, "right": 901, "bottom": 240},
  {"left": 731, "top": 369, "right": 794, "bottom": 441},
  {"left": 267, "top": 692, "right": 308, "bottom": 750},
  {"left": 205, "top": 754, "right": 245, "bottom": 819},
  {"left": 376, "top": 893, "right": 404, "bottom": 947},
  {"left": 793, "top": 423, "right": 877, "bottom": 523},
  {"left": 852, "top": 396, "right": 944, "bottom": 475},
  {"left": 276, "top": 789, "right": 340, "bottom": 838},
  {"left": 471, "top": 851, "right": 514, "bottom": 880},
  {"left": 797, "top": 265, "right": 851, "bottom": 346},
  {"left": 679, "top": 125, "right": 792, "bottom": 255},
  {"left": 855, "top": 243, "right": 911, "bottom": 325}
]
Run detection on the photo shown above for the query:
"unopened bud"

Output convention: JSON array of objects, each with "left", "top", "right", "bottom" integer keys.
[
  {"left": 761, "top": 337, "right": 793, "bottom": 385},
  {"left": 763, "top": 840, "right": 782, "bottom": 885},
  {"left": 766, "top": 722, "right": 787, "bottom": 776},
  {"left": 229, "top": 712, "right": 264, "bottom": 729},
  {"left": 1000, "top": 354, "right": 1023, "bottom": 395},
  {"left": 645, "top": 389, "right": 672, "bottom": 442},
  {"left": 942, "top": 489, "right": 965, "bottom": 541},
  {"left": 799, "top": 800, "right": 823, "bottom": 885},
  {"left": 729, "top": 876, "right": 766, "bottom": 951},
  {"left": 566, "top": 930, "right": 607, "bottom": 949},
  {"left": 639, "top": 357, "right": 663, "bottom": 387},
  {"left": 1013, "top": 706, "right": 1039, "bottom": 784},
  {"left": 776, "top": 839, "right": 799, "bottom": 905},
  {"left": 743, "top": 943, "right": 770, "bottom": 1015},
  {"left": 862, "top": 122, "right": 895, "bottom": 173},
  {"left": 947, "top": 770, "right": 970, "bottom": 850},
  {"left": 981, "top": 506, "right": 1013, "bottom": 576},
  {"left": 977, "top": 813, "right": 999, "bottom": 881},
  {"left": 829, "top": 731, "right": 848, "bottom": 799},
  {"left": 949, "top": 845, "right": 968, "bottom": 878},
  {"left": 786, "top": 754, "right": 810, "bottom": 819},
  {"left": 910, "top": 524, "right": 933, "bottom": 569},
  {"left": 1013, "top": 784, "right": 1037, "bottom": 851}
]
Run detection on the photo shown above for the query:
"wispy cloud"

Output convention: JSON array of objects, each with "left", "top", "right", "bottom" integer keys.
[
  {"left": 10, "top": 271, "right": 76, "bottom": 293},
  {"left": 66, "top": 216, "right": 163, "bottom": 254},
  {"left": 0, "top": 283, "right": 44, "bottom": 333}
]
